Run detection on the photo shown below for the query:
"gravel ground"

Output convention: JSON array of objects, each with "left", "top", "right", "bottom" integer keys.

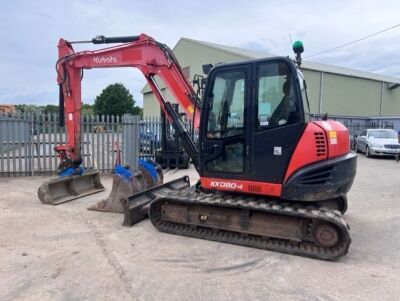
[{"left": 0, "top": 154, "right": 399, "bottom": 301}]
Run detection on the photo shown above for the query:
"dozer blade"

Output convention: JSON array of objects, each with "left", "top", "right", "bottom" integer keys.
[
  {"left": 121, "top": 176, "right": 190, "bottom": 226},
  {"left": 87, "top": 161, "right": 163, "bottom": 213},
  {"left": 38, "top": 170, "right": 105, "bottom": 205}
]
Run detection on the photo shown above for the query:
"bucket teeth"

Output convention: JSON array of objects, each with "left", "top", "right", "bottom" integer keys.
[{"left": 37, "top": 170, "right": 105, "bottom": 205}]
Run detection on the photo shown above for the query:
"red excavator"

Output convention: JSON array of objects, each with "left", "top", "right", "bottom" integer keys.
[{"left": 40, "top": 34, "right": 356, "bottom": 260}]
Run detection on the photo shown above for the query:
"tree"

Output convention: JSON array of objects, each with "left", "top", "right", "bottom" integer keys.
[
  {"left": 43, "top": 104, "right": 59, "bottom": 114},
  {"left": 82, "top": 103, "right": 94, "bottom": 114},
  {"left": 15, "top": 104, "right": 41, "bottom": 114},
  {"left": 93, "top": 83, "right": 142, "bottom": 116},
  {"left": 132, "top": 105, "right": 143, "bottom": 116}
]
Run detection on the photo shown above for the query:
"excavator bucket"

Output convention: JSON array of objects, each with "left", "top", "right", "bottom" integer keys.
[
  {"left": 87, "top": 160, "right": 163, "bottom": 213},
  {"left": 38, "top": 170, "right": 105, "bottom": 205}
]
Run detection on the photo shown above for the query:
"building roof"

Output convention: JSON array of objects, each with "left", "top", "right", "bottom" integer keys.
[{"left": 142, "top": 37, "right": 400, "bottom": 94}]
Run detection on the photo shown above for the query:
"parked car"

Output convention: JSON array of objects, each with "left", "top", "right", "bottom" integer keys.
[
  {"left": 139, "top": 131, "right": 160, "bottom": 154},
  {"left": 355, "top": 129, "right": 400, "bottom": 158}
]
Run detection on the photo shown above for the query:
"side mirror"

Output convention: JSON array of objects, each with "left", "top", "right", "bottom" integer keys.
[{"left": 202, "top": 64, "right": 213, "bottom": 75}]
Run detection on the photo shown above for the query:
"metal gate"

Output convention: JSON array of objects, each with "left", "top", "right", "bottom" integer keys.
[
  {"left": 311, "top": 114, "right": 399, "bottom": 148},
  {"left": 0, "top": 113, "right": 146, "bottom": 177},
  {"left": 0, "top": 114, "right": 33, "bottom": 176}
]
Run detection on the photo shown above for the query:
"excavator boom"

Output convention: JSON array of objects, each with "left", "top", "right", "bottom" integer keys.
[{"left": 56, "top": 34, "right": 201, "bottom": 169}]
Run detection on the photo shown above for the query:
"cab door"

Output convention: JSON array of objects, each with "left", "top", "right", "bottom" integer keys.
[
  {"left": 250, "top": 58, "right": 306, "bottom": 183},
  {"left": 199, "top": 64, "right": 251, "bottom": 180}
]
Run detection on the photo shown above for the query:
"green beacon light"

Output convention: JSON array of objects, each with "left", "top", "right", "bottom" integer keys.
[{"left": 292, "top": 40, "right": 304, "bottom": 67}]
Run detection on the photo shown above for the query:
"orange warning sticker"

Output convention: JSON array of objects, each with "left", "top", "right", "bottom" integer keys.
[{"left": 329, "top": 131, "right": 337, "bottom": 139}]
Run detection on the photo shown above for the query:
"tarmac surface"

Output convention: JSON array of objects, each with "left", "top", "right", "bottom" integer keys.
[{"left": 1, "top": 154, "right": 399, "bottom": 301}]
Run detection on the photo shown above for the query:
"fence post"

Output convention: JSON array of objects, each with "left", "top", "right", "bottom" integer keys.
[{"left": 122, "top": 114, "right": 139, "bottom": 170}]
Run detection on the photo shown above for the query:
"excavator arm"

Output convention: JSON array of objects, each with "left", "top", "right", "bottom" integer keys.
[{"left": 56, "top": 34, "right": 201, "bottom": 172}]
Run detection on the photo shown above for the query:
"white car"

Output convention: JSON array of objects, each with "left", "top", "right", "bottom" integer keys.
[{"left": 355, "top": 129, "right": 400, "bottom": 158}]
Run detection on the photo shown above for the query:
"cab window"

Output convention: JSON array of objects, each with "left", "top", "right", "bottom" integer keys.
[
  {"left": 257, "top": 62, "right": 300, "bottom": 128},
  {"left": 207, "top": 71, "right": 245, "bottom": 139},
  {"left": 205, "top": 69, "right": 246, "bottom": 174}
]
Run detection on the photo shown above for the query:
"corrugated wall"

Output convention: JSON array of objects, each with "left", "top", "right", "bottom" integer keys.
[
  {"left": 143, "top": 88, "right": 179, "bottom": 118},
  {"left": 322, "top": 74, "right": 381, "bottom": 116},
  {"left": 143, "top": 92, "right": 161, "bottom": 118},
  {"left": 173, "top": 39, "right": 248, "bottom": 78},
  {"left": 302, "top": 71, "right": 394, "bottom": 117},
  {"left": 382, "top": 84, "right": 400, "bottom": 116},
  {"left": 303, "top": 70, "right": 321, "bottom": 114}
]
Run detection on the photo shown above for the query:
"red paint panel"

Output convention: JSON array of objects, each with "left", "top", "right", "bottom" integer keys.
[
  {"left": 284, "top": 120, "right": 351, "bottom": 182},
  {"left": 284, "top": 122, "right": 327, "bottom": 182},
  {"left": 314, "top": 120, "right": 350, "bottom": 159},
  {"left": 201, "top": 177, "right": 282, "bottom": 197},
  {"left": 121, "top": 49, "right": 142, "bottom": 61}
]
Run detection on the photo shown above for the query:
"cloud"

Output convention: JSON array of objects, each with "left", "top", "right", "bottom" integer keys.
[{"left": 1, "top": 0, "right": 399, "bottom": 106}]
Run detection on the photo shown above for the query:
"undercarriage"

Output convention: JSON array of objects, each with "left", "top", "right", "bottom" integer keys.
[{"left": 122, "top": 177, "right": 351, "bottom": 261}]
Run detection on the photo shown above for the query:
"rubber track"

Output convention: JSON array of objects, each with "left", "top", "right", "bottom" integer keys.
[{"left": 149, "top": 189, "right": 351, "bottom": 261}]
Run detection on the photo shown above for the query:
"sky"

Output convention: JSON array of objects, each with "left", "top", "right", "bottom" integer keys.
[{"left": 1, "top": 0, "right": 400, "bottom": 107}]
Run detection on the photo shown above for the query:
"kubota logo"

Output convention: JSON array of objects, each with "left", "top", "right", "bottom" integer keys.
[
  {"left": 210, "top": 181, "right": 243, "bottom": 190},
  {"left": 93, "top": 56, "right": 118, "bottom": 64}
]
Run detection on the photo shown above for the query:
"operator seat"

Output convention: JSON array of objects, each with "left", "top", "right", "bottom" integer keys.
[{"left": 269, "top": 81, "right": 299, "bottom": 127}]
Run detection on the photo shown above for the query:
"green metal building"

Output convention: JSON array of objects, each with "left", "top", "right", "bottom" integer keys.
[{"left": 142, "top": 38, "right": 400, "bottom": 117}]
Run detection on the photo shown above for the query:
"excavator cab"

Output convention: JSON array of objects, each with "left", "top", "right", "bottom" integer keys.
[{"left": 199, "top": 57, "right": 306, "bottom": 187}]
